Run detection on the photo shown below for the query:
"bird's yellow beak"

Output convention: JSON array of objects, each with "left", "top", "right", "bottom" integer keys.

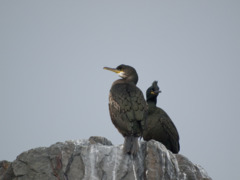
[
  {"left": 103, "top": 67, "right": 122, "bottom": 74},
  {"left": 151, "top": 90, "right": 162, "bottom": 95}
]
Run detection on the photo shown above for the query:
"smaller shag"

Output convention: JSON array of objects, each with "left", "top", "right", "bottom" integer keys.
[
  {"left": 104, "top": 64, "right": 147, "bottom": 156},
  {"left": 143, "top": 81, "right": 180, "bottom": 153}
]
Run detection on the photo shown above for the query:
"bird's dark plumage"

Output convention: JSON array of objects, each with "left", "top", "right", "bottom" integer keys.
[
  {"left": 143, "top": 81, "right": 180, "bottom": 153},
  {"left": 104, "top": 64, "right": 147, "bottom": 155}
]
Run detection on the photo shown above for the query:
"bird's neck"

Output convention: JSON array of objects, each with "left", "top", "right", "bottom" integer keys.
[
  {"left": 126, "top": 74, "right": 138, "bottom": 85},
  {"left": 147, "top": 98, "right": 157, "bottom": 107},
  {"left": 115, "top": 75, "right": 138, "bottom": 85}
]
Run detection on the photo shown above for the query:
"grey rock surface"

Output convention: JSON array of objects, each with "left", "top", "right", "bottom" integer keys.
[{"left": 0, "top": 136, "right": 211, "bottom": 180}]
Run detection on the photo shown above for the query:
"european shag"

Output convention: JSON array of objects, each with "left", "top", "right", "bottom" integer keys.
[
  {"left": 104, "top": 64, "right": 147, "bottom": 155},
  {"left": 143, "top": 81, "right": 180, "bottom": 153}
]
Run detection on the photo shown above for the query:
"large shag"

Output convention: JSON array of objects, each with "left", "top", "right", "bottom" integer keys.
[
  {"left": 104, "top": 64, "right": 147, "bottom": 155},
  {"left": 143, "top": 81, "right": 180, "bottom": 153}
]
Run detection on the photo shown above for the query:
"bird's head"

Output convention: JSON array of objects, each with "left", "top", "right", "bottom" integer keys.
[
  {"left": 103, "top": 64, "right": 138, "bottom": 84},
  {"left": 146, "top": 81, "right": 161, "bottom": 100}
]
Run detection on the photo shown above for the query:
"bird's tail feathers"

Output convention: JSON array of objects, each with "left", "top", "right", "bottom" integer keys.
[{"left": 123, "top": 136, "right": 139, "bottom": 156}]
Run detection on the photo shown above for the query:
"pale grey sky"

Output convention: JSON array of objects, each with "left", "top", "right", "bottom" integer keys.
[{"left": 1, "top": 1, "right": 240, "bottom": 180}]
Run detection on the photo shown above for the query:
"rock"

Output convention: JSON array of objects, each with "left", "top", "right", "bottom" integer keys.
[
  {"left": 0, "top": 160, "right": 14, "bottom": 180},
  {"left": 88, "top": 136, "right": 113, "bottom": 145},
  {"left": 0, "top": 136, "right": 212, "bottom": 180},
  {"left": 0, "top": 161, "right": 10, "bottom": 177}
]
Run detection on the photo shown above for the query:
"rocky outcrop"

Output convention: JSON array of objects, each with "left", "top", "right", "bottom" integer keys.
[{"left": 0, "top": 136, "right": 211, "bottom": 180}]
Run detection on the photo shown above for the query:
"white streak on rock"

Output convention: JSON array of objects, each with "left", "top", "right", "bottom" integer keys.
[
  {"left": 132, "top": 160, "right": 137, "bottom": 180},
  {"left": 112, "top": 148, "right": 118, "bottom": 180},
  {"left": 89, "top": 145, "right": 98, "bottom": 180}
]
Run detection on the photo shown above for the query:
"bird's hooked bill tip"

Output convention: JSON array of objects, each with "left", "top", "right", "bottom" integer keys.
[
  {"left": 103, "top": 67, "right": 111, "bottom": 70},
  {"left": 155, "top": 90, "right": 162, "bottom": 93}
]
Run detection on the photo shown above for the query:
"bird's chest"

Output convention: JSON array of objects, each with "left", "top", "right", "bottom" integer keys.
[
  {"left": 147, "top": 110, "right": 166, "bottom": 127},
  {"left": 109, "top": 84, "right": 136, "bottom": 105}
]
